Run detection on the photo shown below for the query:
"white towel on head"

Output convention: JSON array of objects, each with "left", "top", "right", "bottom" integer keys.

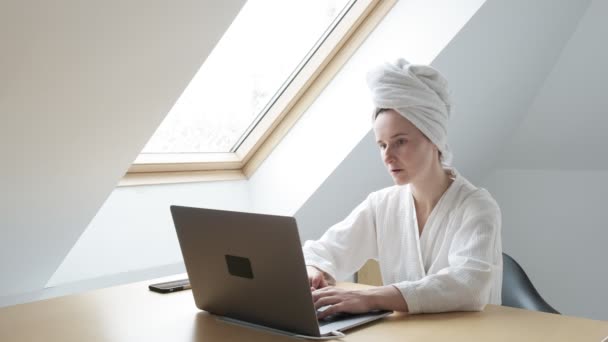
[{"left": 367, "top": 58, "right": 453, "bottom": 165}]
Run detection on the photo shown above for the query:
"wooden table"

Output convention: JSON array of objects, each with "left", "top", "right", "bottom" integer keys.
[{"left": 1, "top": 275, "right": 607, "bottom": 341}]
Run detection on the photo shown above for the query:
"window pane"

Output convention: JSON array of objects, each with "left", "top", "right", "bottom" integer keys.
[{"left": 141, "top": 0, "right": 353, "bottom": 154}]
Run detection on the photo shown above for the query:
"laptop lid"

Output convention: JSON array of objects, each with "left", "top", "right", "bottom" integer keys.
[{"left": 170, "top": 205, "right": 391, "bottom": 338}]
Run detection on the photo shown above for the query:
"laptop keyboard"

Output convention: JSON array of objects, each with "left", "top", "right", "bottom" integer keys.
[{"left": 317, "top": 311, "right": 358, "bottom": 326}]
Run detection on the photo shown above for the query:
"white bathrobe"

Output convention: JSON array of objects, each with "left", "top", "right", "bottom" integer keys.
[{"left": 303, "top": 169, "right": 502, "bottom": 314}]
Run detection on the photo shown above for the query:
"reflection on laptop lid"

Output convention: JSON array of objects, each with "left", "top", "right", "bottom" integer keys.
[{"left": 170, "top": 205, "right": 391, "bottom": 339}]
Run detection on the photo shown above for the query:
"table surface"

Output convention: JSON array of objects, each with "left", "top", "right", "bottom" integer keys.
[{"left": 1, "top": 275, "right": 607, "bottom": 342}]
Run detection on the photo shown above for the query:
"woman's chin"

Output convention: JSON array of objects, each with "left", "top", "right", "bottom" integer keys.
[{"left": 391, "top": 174, "right": 410, "bottom": 186}]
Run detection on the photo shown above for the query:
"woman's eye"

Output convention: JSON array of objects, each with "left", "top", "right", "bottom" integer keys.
[{"left": 397, "top": 139, "right": 406, "bottom": 145}]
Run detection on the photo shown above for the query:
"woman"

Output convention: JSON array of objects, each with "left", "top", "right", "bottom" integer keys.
[{"left": 303, "top": 59, "right": 502, "bottom": 319}]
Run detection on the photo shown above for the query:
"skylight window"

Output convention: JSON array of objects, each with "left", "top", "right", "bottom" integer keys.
[
  {"left": 124, "top": 0, "right": 394, "bottom": 184},
  {"left": 141, "top": 0, "right": 352, "bottom": 154}
]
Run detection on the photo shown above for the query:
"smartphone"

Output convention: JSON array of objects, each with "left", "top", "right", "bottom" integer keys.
[{"left": 148, "top": 278, "right": 191, "bottom": 293}]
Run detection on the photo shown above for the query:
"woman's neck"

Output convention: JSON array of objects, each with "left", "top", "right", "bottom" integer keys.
[{"left": 410, "top": 165, "right": 453, "bottom": 215}]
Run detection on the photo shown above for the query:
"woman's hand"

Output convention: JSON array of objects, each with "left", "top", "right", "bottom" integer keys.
[
  {"left": 312, "top": 285, "right": 408, "bottom": 319},
  {"left": 306, "top": 266, "right": 334, "bottom": 290},
  {"left": 312, "top": 287, "right": 373, "bottom": 319}
]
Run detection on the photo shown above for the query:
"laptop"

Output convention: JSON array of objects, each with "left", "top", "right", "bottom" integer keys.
[{"left": 170, "top": 205, "right": 392, "bottom": 338}]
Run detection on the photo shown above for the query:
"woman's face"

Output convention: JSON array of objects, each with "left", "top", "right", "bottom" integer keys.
[{"left": 373, "top": 109, "right": 438, "bottom": 185}]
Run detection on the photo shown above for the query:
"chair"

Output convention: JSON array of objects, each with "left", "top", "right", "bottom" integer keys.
[{"left": 502, "top": 253, "right": 560, "bottom": 314}]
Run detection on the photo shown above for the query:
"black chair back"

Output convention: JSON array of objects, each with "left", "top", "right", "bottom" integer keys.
[{"left": 502, "top": 253, "right": 560, "bottom": 314}]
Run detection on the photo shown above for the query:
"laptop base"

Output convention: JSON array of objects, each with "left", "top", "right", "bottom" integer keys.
[{"left": 217, "top": 315, "right": 346, "bottom": 340}]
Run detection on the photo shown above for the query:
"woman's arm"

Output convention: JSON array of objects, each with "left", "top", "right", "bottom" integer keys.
[{"left": 303, "top": 195, "right": 379, "bottom": 283}]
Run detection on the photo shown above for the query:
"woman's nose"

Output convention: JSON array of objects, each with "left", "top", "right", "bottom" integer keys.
[{"left": 383, "top": 146, "right": 395, "bottom": 163}]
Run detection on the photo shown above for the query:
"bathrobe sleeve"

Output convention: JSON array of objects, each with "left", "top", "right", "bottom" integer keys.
[
  {"left": 395, "top": 191, "right": 502, "bottom": 313},
  {"left": 302, "top": 195, "right": 378, "bottom": 281}
]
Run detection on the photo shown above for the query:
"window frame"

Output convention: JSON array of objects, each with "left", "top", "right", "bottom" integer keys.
[{"left": 121, "top": 0, "right": 396, "bottom": 187}]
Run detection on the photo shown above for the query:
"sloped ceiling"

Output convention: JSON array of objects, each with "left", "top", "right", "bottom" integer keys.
[
  {"left": 499, "top": 0, "right": 608, "bottom": 170},
  {"left": 431, "top": 0, "right": 591, "bottom": 182},
  {"left": 0, "top": 0, "right": 245, "bottom": 297}
]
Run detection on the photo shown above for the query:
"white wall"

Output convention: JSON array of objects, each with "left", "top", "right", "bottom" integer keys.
[
  {"left": 498, "top": 0, "right": 608, "bottom": 171},
  {"left": 482, "top": 170, "right": 608, "bottom": 320},
  {"left": 1, "top": 180, "right": 250, "bottom": 307},
  {"left": 481, "top": 0, "right": 608, "bottom": 320},
  {"left": 431, "top": 0, "right": 591, "bottom": 183},
  {"left": 0, "top": 0, "right": 245, "bottom": 299},
  {"left": 47, "top": 180, "right": 251, "bottom": 286}
]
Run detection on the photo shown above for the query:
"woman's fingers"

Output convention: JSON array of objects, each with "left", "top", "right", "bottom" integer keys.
[
  {"left": 310, "top": 274, "right": 326, "bottom": 290},
  {"left": 316, "top": 303, "right": 345, "bottom": 320},
  {"left": 313, "top": 294, "right": 341, "bottom": 310},
  {"left": 312, "top": 288, "right": 373, "bottom": 318},
  {"left": 307, "top": 266, "right": 329, "bottom": 290},
  {"left": 311, "top": 287, "right": 337, "bottom": 301}
]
